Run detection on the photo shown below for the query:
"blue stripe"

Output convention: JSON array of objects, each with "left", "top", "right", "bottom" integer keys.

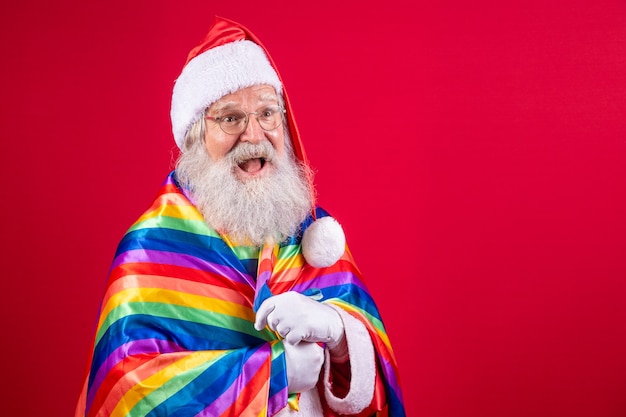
[
  {"left": 320, "top": 284, "right": 383, "bottom": 322},
  {"left": 386, "top": 381, "right": 407, "bottom": 417},
  {"left": 148, "top": 345, "right": 265, "bottom": 417},
  {"left": 269, "top": 349, "right": 287, "bottom": 400},
  {"left": 116, "top": 227, "right": 248, "bottom": 275},
  {"left": 89, "top": 315, "right": 264, "bottom": 387}
]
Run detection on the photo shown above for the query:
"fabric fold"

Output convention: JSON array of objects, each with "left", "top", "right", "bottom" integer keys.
[{"left": 76, "top": 172, "right": 405, "bottom": 417}]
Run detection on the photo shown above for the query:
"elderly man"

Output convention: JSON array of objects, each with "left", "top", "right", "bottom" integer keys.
[{"left": 76, "top": 17, "right": 405, "bottom": 417}]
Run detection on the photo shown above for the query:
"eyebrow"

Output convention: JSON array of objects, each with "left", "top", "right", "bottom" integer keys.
[
  {"left": 256, "top": 92, "right": 279, "bottom": 103},
  {"left": 209, "top": 93, "right": 279, "bottom": 114},
  {"left": 209, "top": 101, "right": 237, "bottom": 114}
]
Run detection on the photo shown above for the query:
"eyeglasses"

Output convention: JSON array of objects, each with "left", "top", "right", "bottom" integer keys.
[{"left": 205, "top": 105, "right": 286, "bottom": 135}]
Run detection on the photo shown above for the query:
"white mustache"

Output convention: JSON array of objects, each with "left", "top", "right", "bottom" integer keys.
[{"left": 228, "top": 141, "right": 276, "bottom": 164}]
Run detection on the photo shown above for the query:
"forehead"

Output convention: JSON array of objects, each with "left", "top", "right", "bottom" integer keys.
[{"left": 210, "top": 84, "right": 279, "bottom": 111}]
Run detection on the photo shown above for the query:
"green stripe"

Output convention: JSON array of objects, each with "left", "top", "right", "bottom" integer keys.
[
  {"left": 277, "top": 243, "right": 301, "bottom": 260},
  {"left": 129, "top": 351, "right": 227, "bottom": 416},
  {"left": 228, "top": 244, "right": 259, "bottom": 261},
  {"left": 96, "top": 301, "right": 257, "bottom": 344},
  {"left": 128, "top": 215, "right": 219, "bottom": 238},
  {"left": 329, "top": 299, "right": 386, "bottom": 334}
]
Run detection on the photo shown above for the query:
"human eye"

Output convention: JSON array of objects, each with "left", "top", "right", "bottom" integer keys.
[
  {"left": 221, "top": 111, "right": 245, "bottom": 125},
  {"left": 259, "top": 106, "right": 279, "bottom": 120}
]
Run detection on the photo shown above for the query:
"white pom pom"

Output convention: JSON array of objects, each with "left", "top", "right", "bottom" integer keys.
[{"left": 301, "top": 217, "right": 346, "bottom": 268}]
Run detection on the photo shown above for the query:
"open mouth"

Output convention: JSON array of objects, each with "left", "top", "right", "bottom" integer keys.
[{"left": 238, "top": 157, "right": 267, "bottom": 174}]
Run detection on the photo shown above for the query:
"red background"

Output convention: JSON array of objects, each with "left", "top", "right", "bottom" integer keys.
[{"left": 2, "top": 1, "right": 626, "bottom": 416}]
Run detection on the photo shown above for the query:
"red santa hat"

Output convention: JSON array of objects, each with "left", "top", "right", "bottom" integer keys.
[{"left": 171, "top": 16, "right": 345, "bottom": 267}]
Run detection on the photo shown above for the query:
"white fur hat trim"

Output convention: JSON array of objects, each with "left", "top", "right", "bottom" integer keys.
[
  {"left": 170, "top": 40, "right": 282, "bottom": 149},
  {"left": 301, "top": 217, "right": 346, "bottom": 268}
]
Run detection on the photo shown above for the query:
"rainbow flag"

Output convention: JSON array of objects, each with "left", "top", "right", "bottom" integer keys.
[{"left": 76, "top": 172, "right": 405, "bottom": 417}]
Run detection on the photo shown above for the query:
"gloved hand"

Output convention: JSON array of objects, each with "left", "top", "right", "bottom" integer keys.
[
  {"left": 283, "top": 341, "right": 324, "bottom": 393},
  {"left": 254, "top": 291, "right": 345, "bottom": 348}
]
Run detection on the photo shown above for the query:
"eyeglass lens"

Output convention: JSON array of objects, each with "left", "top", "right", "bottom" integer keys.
[{"left": 219, "top": 106, "right": 283, "bottom": 134}]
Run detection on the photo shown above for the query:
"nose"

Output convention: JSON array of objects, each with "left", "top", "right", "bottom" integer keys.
[{"left": 239, "top": 114, "right": 265, "bottom": 144}]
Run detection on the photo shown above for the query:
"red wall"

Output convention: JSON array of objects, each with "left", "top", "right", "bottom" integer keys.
[{"left": 2, "top": 1, "right": 625, "bottom": 416}]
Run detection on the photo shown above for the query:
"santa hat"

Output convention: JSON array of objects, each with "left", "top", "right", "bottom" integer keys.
[
  {"left": 171, "top": 16, "right": 345, "bottom": 267},
  {"left": 170, "top": 16, "right": 307, "bottom": 164}
]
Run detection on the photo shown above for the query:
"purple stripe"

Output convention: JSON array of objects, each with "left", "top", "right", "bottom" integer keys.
[
  {"left": 163, "top": 173, "right": 197, "bottom": 203},
  {"left": 196, "top": 344, "right": 271, "bottom": 416},
  {"left": 164, "top": 175, "right": 176, "bottom": 186},
  {"left": 86, "top": 338, "right": 181, "bottom": 410},
  {"left": 378, "top": 352, "right": 404, "bottom": 402},
  {"left": 291, "top": 270, "right": 368, "bottom": 293},
  {"left": 257, "top": 270, "right": 272, "bottom": 287},
  {"left": 111, "top": 249, "right": 252, "bottom": 285},
  {"left": 267, "top": 386, "right": 289, "bottom": 416}
]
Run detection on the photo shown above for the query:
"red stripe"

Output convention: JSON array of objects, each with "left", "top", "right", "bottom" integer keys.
[
  {"left": 219, "top": 357, "right": 271, "bottom": 417},
  {"left": 87, "top": 353, "right": 159, "bottom": 417},
  {"left": 109, "top": 262, "right": 254, "bottom": 296}
]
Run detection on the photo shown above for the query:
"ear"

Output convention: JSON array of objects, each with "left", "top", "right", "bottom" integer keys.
[{"left": 301, "top": 216, "right": 346, "bottom": 268}]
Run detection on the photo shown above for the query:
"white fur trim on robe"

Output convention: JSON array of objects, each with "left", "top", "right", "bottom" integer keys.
[{"left": 275, "top": 305, "right": 376, "bottom": 416}]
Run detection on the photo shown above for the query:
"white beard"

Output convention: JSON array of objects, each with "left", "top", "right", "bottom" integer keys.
[{"left": 176, "top": 138, "right": 314, "bottom": 247}]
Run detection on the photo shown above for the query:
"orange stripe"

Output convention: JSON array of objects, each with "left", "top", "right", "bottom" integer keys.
[
  {"left": 90, "top": 351, "right": 195, "bottom": 417},
  {"left": 88, "top": 353, "right": 159, "bottom": 417},
  {"left": 101, "top": 274, "right": 253, "bottom": 312},
  {"left": 219, "top": 357, "right": 271, "bottom": 417},
  {"left": 130, "top": 190, "right": 198, "bottom": 227},
  {"left": 108, "top": 262, "right": 255, "bottom": 298},
  {"left": 236, "top": 378, "right": 270, "bottom": 417}
]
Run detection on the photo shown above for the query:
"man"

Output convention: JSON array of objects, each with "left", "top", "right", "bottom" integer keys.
[{"left": 76, "top": 16, "right": 405, "bottom": 417}]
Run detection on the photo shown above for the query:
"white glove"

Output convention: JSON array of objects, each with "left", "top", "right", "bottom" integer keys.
[
  {"left": 254, "top": 291, "right": 345, "bottom": 347},
  {"left": 283, "top": 341, "right": 324, "bottom": 393}
]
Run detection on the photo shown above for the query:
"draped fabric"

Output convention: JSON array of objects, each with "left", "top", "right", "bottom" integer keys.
[{"left": 76, "top": 172, "right": 405, "bottom": 417}]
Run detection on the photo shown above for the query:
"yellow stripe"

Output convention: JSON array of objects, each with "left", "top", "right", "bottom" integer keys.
[
  {"left": 110, "top": 350, "right": 225, "bottom": 417},
  {"left": 149, "top": 203, "right": 203, "bottom": 221},
  {"left": 329, "top": 300, "right": 391, "bottom": 348},
  {"left": 96, "top": 287, "right": 254, "bottom": 340},
  {"left": 131, "top": 193, "right": 204, "bottom": 226},
  {"left": 274, "top": 254, "right": 304, "bottom": 271}
]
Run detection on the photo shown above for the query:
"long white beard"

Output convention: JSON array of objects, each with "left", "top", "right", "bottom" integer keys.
[{"left": 176, "top": 139, "right": 314, "bottom": 247}]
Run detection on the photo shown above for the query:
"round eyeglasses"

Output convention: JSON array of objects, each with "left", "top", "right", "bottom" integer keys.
[{"left": 205, "top": 105, "right": 286, "bottom": 135}]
